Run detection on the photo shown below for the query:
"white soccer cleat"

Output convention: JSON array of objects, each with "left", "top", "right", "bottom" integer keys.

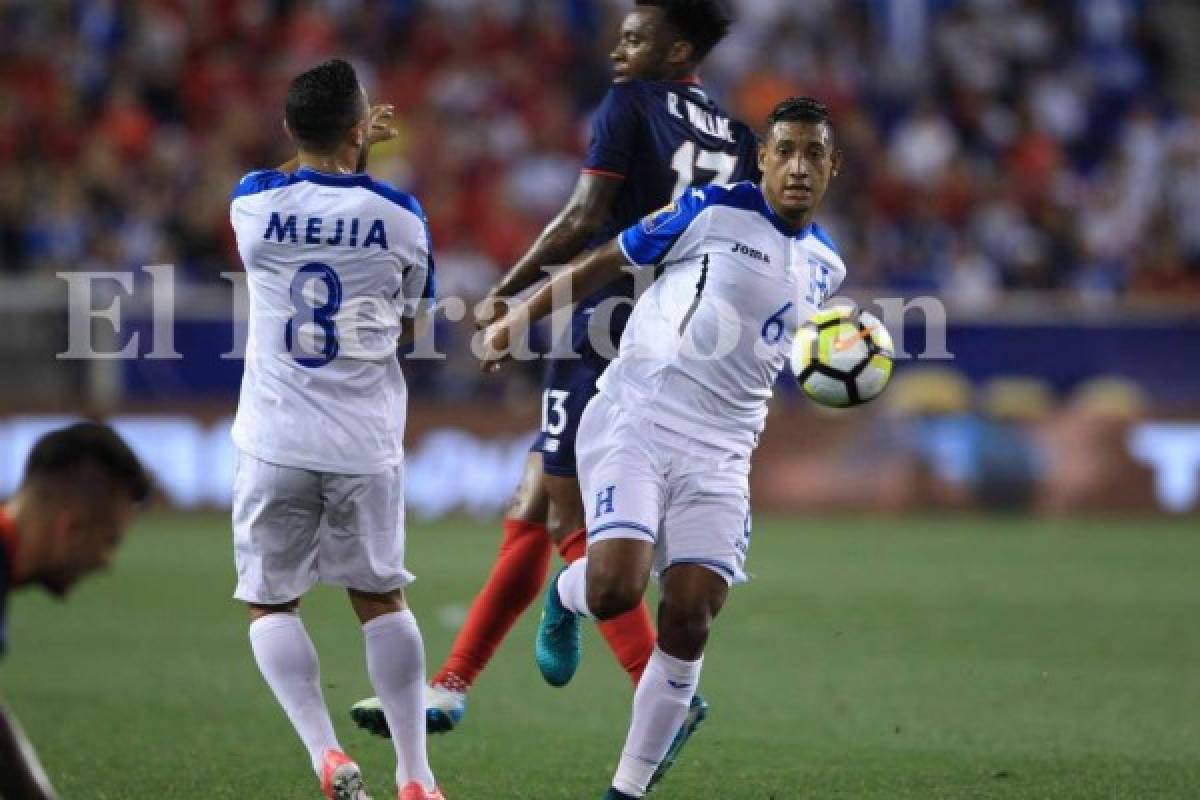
[
  {"left": 424, "top": 683, "right": 467, "bottom": 734},
  {"left": 350, "top": 684, "right": 467, "bottom": 738}
]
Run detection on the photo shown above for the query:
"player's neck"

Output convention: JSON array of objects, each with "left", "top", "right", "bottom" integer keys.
[
  {"left": 660, "top": 66, "right": 700, "bottom": 84},
  {"left": 295, "top": 149, "right": 361, "bottom": 176},
  {"left": 762, "top": 193, "right": 812, "bottom": 234}
]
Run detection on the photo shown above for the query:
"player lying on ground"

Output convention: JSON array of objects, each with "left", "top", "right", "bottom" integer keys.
[
  {"left": 352, "top": 9, "right": 758, "bottom": 779},
  {"left": 229, "top": 59, "right": 444, "bottom": 800},
  {"left": 0, "top": 423, "right": 149, "bottom": 800},
  {"left": 480, "top": 97, "right": 844, "bottom": 799}
]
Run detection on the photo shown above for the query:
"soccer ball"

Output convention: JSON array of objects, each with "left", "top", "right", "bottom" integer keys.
[{"left": 791, "top": 307, "right": 894, "bottom": 408}]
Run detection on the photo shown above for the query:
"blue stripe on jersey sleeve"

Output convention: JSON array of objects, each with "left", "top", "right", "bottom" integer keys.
[
  {"left": 396, "top": 191, "right": 436, "bottom": 303},
  {"left": 808, "top": 222, "right": 840, "bottom": 256},
  {"left": 363, "top": 177, "right": 426, "bottom": 220},
  {"left": 618, "top": 185, "right": 713, "bottom": 267},
  {"left": 230, "top": 169, "right": 297, "bottom": 200}
]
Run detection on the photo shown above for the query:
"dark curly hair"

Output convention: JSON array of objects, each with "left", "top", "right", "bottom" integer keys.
[
  {"left": 285, "top": 59, "right": 365, "bottom": 154},
  {"left": 636, "top": 0, "right": 735, "bottom": 62}
]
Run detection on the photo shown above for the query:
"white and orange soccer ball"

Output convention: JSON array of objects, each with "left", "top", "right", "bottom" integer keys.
[{"left": 791, "top": 307, "right": 895, "bottom": 408}]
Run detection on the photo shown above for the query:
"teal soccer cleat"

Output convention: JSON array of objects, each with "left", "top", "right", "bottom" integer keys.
[
  {"left": 535, "top": 567, "right": 582, "bottom": 687},
  {"left": 646, "top": 693, "right": 709, "bottom": 792}
]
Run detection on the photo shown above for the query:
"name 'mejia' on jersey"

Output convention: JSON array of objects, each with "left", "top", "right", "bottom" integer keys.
[{"left": 263, "top": 212, "right": 390, "bottom": 250}]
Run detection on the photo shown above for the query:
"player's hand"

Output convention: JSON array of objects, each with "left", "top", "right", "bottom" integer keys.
[
  {"left": 368, "top": 105, "right": 398, "bottom": 146},
  {"left": 474, "top": 292, "right": 507, "bottom": 331},
  {"left": 478, "top": 317, "right": 515, "bottom": 373}
]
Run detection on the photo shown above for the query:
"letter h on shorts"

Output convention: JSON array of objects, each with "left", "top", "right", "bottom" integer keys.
[{"left": 595, "top": 485, "right": 616, "bottom": 519}]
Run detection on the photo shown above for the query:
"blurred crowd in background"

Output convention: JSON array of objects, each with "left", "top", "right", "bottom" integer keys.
[{"left": 3, "top": 0, "right": 1200, "bottom": 304}]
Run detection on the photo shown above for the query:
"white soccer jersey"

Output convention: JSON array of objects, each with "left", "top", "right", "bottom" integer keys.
[
  {"left": 602, "top": 181, "right": 846, "bottom": 455},
  {"left": 229, "top": 167, "right": 435, "bottom": 474}
]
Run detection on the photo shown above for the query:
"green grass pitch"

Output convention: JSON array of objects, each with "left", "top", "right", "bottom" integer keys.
[{"left": 4, "top": 512, "right": 1199, "bottom": 799}]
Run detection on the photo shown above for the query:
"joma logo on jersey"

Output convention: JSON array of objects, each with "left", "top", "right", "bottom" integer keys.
[
  {"left": 264, "top": 212, "right": 389, "bottom": 250},
  {"left": 732, "top": 242, "right": 770, "bottom": 263}
]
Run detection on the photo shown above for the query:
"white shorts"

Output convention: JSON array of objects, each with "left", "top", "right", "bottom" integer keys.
[
  {"left": 576, "top": 393, "right": 752, "bottom": 585},
  {"left": 232, "top": 451, "right": 415, "bottom": 605}
]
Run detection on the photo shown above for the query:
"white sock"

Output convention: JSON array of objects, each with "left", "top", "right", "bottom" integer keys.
[
  {"left": 249, "top": 613, "right": 340, "bottom": 773},
  {"left": 556, "top": 557, "right": 593, "bottom": 618},
  {"left": 363, "top": 610, "right": 437, "bottom": 791},
  {"left": 612, "top": 646, "right": 704, "bottom": 797}
]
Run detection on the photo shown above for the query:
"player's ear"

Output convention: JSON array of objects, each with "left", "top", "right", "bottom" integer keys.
[
  {"left": 282, "top": 118, "right": 296, "bottom": 146},
  {"left": 350, "top": 118, "right": 367, "bottom": 149},
  {"left": 831, "top": 148, "right": 843, "bottom": 179},
  {"left": 667, "top": 39, "right": 693, "bottom": 68},
  {"left": 757, "top": 140, "right": 768, "bottom": 174}
]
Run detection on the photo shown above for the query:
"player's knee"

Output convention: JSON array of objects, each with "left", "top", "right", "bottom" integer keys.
[
  {"left": 586, "top": 576, "right": 643, "bottom": 621},
  {"left": 656, "top": 600, "right": 713, "bottom": 656}
]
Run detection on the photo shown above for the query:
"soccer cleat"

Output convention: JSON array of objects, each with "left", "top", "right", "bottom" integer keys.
[
  {"left": 350, "top": 684, "right": 468, "bottom": 738},
  {"left": 398, "top": 782, "right": 446, "bottom": 800},
  {"left": 602, "top": 790, "right": 639, "bottom": 799},
  {"left": 349, "top": 696, "right": 390, "bottom": 738},
  {"left": 535, "top": 566, "right": 582, "bottom": 687},
  {"left": 320, "top": 749, "right": 371, "bottom": 800},
  {"left": 645, "top": 693, "right": 709, "bottom": 792},
  {"left": 425, "top": 682, "right": 467, "bottom": 734}
]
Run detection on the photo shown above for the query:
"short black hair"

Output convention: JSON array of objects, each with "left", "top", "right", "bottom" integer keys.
[
  {"left": 767, "top": 96, "right": 835, "bottom": 142},
  {"left": 636, "top": 0, "right": 734, "bottom": 62},
  {"left": 285, "top": 59, "right": 365, "bottom": 153},
  {"left": 23, "top": 422, "right": 150, "bottom": 504}
]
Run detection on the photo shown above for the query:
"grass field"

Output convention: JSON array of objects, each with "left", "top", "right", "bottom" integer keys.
[{"left": 4, "top": 512, "right": 1199, "bottom": 799}]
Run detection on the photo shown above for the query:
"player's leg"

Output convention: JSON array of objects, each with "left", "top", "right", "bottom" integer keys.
[
  {"left": 609, "top": 564, "right": 729, "bottom": 799},
  {"left": 542, "top": 358, "right": 657, "bottom": 687},
  {"left": 321, "top": 464, "right": 443, "bottom": 799},
  {"left": 545, "top": 472, "right": 656, "bottom": 687},
  {"left": 537, "top": 393, "right": 663, "bottom": 685},
  {"left": 350, "top": 452, "right": 553, "bottom": 737},
  {"left": 349, "top": 589, "right": 442, "bottom": 800},
  {"left": 617, "top": 456, "right": 751, "bottom": 796},
  {"left": 233, "top": 453, "right": 359, "bottom": 797},
  {"left": 434, "top": 451, "right": 552, "bottom": 692}
]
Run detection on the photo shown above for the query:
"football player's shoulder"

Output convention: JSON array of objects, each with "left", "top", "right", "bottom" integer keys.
[
  {"left": 730, "top": 116, "right": 759, "bottom": 146},
  {"left": 700, "top": 180, "right": 762, "bottom": 211},
  {"left": 808, "top": 222, "right": 847, "bottom": 278},
  {"left": 809, "top": 222, "right": 842, "bottom": 260},
  {"left": 360, "top": 175, "right": 425, "bottom": 221},
  {"left": 231, "top": 169, "right": 295, "bottom": 201}
]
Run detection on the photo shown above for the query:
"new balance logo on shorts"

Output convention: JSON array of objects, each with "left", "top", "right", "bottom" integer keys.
[{"left": 595, "top": 485, "right": 616, "bottom": 518}]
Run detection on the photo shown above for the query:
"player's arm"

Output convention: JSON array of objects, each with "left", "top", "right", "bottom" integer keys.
[
  {"left": 481, "top": 185, "right": 714, "bottom": 370},
  {"left": 478, "top": 83, "right": 639, "bottom": 325},
  {"left": 480, "top": 238, "right": 629, "bottom": 370},
  {"left": 397, "top": 308, "right": 433, "bottom": 348},
  {"left": 0, "top": 705, "right": 60, "bottom": 800},
  {"left": 479, "top": 173, "right": 623, "bottom": 312}
]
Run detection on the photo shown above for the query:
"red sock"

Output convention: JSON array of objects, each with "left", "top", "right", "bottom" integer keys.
[
  {"left": 556, "top": 528, "right": 655, "bottom": 687},
  {"left": 434, "top": 519, "right": 552, "bottom": 688}
]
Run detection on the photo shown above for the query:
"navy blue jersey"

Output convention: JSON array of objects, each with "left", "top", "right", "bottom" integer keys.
[{"left": 574, "top": 79, "right": 760, "bottom": 360}]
